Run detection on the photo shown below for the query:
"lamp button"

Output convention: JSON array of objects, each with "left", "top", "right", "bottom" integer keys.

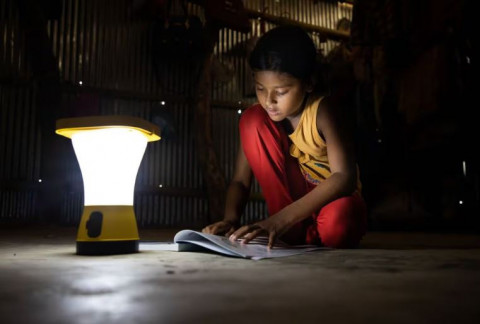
[{"left": 86, "top": 211, "right": 103, "bottom": 238}]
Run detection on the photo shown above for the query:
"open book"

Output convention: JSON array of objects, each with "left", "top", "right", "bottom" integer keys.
[{"left": 140, "top": 229, "right": 326, "bottom": 260}]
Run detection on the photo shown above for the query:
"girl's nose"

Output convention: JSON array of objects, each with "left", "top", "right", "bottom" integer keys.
[{"left": 266, "top": 92, "right": 277, "bottom": 107}]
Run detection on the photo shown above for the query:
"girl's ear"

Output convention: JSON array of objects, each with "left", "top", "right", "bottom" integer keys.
[{"left": 305, "top": 78, "right": 315, "bottom": 93}]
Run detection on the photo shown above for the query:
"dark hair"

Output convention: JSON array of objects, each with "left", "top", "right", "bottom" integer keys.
[{"left": 248, "top": 26, "right": 317, "bottom": 81}]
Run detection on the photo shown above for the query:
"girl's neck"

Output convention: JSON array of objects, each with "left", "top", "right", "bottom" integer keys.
[
  {"left": 285, "top": 93, "right": 310, "bottom": 132},
  {"left": 286, "top": 113, "right": 302, "bottom": 131}
]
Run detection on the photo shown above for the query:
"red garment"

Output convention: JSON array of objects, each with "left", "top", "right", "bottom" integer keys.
[{"left": 239, "top": 104, "right": 367, "bottom": 248}]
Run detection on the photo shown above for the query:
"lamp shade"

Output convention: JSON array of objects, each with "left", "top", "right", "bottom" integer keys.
[
  {"left": 71, "top": 128, "right": 148, "bottom": 206},
  {"left": 56, "top": 115, "right": 160, "bottom": 255}
]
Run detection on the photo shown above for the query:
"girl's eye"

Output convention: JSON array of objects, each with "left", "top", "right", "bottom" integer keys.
[
  {"left": 276, "top": 91, "right": 287, "bottom": 96},
  {"left": 256, "top": 87, "right": 264, "bottom": 92}
]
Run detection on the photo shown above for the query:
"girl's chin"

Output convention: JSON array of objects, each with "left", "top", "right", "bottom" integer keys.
[
  {"left": 267, "top": 113, "right": 284, "bottom": 121},
  {"left": 268, "top": 116, "right": 284, "bottom": 122}
]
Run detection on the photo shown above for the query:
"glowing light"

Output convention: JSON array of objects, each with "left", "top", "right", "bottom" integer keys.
[
  {"left": 237, "top": 109, "right": 242, "bottom": 114},
  {"left": 459, "top": 200, "right": 463, "bottom": 205},
  {"left": 79, "top": 81, "right": 83, "bottom": 85},
  {"left": 160, "top": 101, "right": 166, "bottom": 105},
  {"left": 71, "top": 128, "right": 148, "bottom": 206}
]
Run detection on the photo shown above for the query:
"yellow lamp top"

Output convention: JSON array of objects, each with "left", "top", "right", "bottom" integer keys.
[{"left": 55, "top": 115, "right": 161, "bottom": 141}]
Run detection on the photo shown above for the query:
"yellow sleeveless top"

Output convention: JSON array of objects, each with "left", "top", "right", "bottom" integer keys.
[{"left": 288, "top": 95, "right": 361, "bottom": 191}]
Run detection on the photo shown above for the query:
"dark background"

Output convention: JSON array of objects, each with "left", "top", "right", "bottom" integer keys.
[{"left": 1, "top": 0, "right": 478, "bottom": 232}]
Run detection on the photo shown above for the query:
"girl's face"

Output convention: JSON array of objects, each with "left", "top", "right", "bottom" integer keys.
[{"left": 254, "top": 70, "right": 311, "bottom": 123}]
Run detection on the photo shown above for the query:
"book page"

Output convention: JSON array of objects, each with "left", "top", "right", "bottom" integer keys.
[{"left": 174, "top": 230, "right": 327, "bottom": 260}]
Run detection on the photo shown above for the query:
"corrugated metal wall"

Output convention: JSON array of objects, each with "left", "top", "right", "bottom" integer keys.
[
  {"left": 0, "top": 0, "right": 352, "bottom": 227},
  {"left": 0, "top": 83, "right": 41, "bottom": 222}
]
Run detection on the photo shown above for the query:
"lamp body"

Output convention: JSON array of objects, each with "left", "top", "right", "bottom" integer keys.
[
  {"left": 56, "top": 116, "right": 160, "bottom": 255},
  {"left": 76, "top": 206, "right": 139, "bottom": 254}
]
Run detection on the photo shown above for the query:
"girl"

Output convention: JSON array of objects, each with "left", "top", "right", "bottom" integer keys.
[{"left": 202, "top": 26, "right": 367, "bottom": 248}]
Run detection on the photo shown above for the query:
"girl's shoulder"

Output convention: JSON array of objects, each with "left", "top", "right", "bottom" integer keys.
[
  {"left": 315, "top": 94, "right": 335, "bottom": 120},
  {"left": 315, "top": 94, "right": 343, "bottom": 136}
]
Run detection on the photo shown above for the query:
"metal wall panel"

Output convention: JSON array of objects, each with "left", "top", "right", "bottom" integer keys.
[
  {"left": 0, "top": 0, "right": 30, "bottom": 80},
  {"left": 0, "top": 83, "right": 40, "bottom": 221},
  {"left": 1, "top": 0, "right": 352, "bottom": 226}
]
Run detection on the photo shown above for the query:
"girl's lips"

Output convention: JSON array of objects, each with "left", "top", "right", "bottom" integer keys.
[{"left": 266, "top": 109, "right": 280, "bottom": 116}]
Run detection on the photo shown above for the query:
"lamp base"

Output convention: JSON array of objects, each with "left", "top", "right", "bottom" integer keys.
[
  {"left": 77, "top": 240, "right": 139, "bottom": 255},
  {"left": 76, "top": 205, "right": 140, "bottom": 255}
]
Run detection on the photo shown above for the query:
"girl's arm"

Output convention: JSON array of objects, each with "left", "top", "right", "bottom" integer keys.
[
  {"left": 202, "top": 145, "right": 253, "bottom": 235},
  {"left": 224, "top": 145, "right": 253, "bottom": 225},
  {"left": 230, "top": 97, "right": 357, "bottom": 246},
  {"left": 280, "top": 95, "right": 357, "bottom": 221}
]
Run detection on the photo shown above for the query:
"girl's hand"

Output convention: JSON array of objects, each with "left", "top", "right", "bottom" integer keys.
[
  {"left": 202, "top": 220, "right": 237, "bottom": 236},
  {"left": 229, "top": 213, "right": 292, "bottom": 248}
]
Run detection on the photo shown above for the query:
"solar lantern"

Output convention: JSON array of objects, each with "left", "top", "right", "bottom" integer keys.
[{"left": 56, "top": 115, "right": 160, "bottom": 255}]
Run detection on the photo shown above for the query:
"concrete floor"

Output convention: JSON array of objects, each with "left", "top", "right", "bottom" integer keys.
[{"left": 1, "top": 226, "right": 480, "bottom": 324}]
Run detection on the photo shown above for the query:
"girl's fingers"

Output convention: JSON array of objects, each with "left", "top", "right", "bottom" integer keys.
[
  {"left": 225, "top": 227, "right": 236, "bottom": 237},
  {"left": 229, "top": 225, "right": 251, "bottom": 241},
  {"left": 204, "top": 222, "right": 233, "bottom": 235},
  {"left": 230, "top": 224, "right": 261, "bottom": 241},
  {"left": 242, "top": 228, "right": 264, "bottom": 244},
  {"left": 209, "top": 225, "right": 219, "bottom": 234},
  {"left": 268, "top": 230, "right": 277, "bottom": 249}
]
